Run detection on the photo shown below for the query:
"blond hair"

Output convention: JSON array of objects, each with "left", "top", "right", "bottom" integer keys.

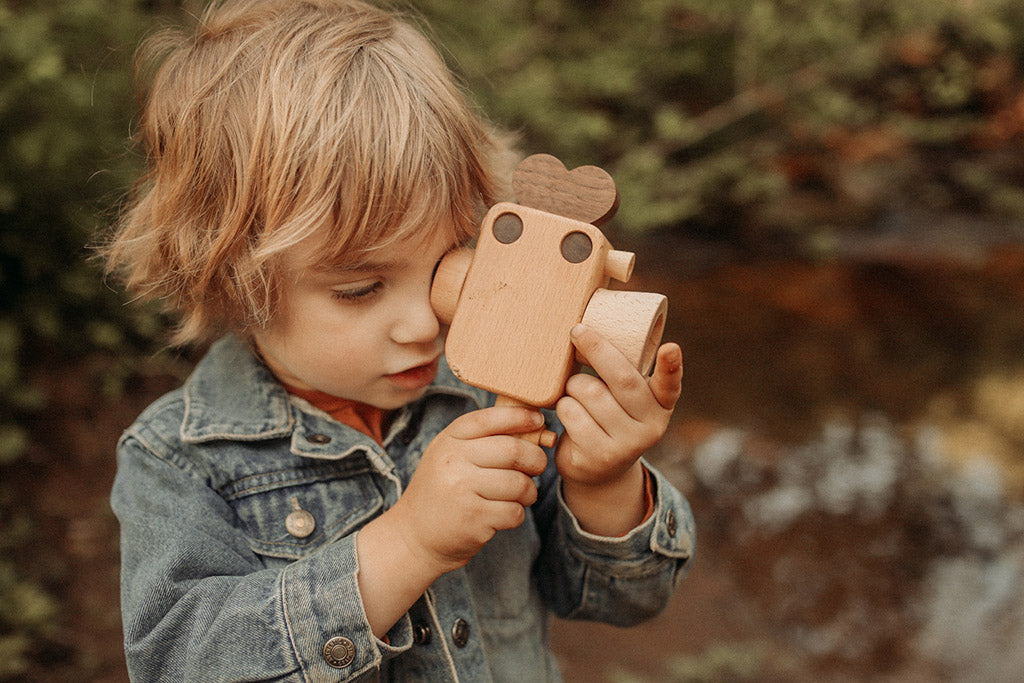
[{"left": 104, "top": 0, "right": 508, "bottom": 345}]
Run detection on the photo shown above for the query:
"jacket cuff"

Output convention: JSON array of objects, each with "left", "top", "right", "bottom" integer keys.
[
  {"left": 280, "top": 533, "right": 413, "bottom": 679},
  {"left": 556, "top": 461, "right": 694, "bottom": 575}
]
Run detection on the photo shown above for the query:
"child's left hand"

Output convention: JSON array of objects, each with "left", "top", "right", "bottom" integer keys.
[{"left": 554, "top": 323, "right": 683, "bottom": 533}]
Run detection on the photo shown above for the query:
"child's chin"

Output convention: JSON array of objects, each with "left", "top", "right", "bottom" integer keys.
[{"left": 372, "top": 384, "right": 430, "bottom": 410}]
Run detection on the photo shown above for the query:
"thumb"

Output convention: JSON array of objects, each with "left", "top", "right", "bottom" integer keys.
[{"left": 648, "top": 343, "right": 683, "bottom": 410}]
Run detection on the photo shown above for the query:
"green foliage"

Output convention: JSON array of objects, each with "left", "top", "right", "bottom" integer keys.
[
  {"left": 664, "top": 641, "right": 769, "bottom": 682},
  {"left": 0, "top": 561, "right": 58, "bottom": 677},
  {"left": 0, "top": 0, "right": 159, "bottom": 352},
  {"left": 0, "top": 0, "right": 171, "bottom": 451},
  {"left": 411, "top": 0, "right": 1024, "bottom": 242},
  {"left": 1, "top": 0, "right": 1024, "bottom": 677},
  {"left": 607, "top": 640, "right": 772, "bottom": 682},
  {"left": 0, "top": 0, "right": 175, "bottom": 674}
]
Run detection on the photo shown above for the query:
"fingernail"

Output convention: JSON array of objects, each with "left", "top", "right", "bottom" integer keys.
[
  {"left": 570, "top": 324, "right": 586, "bottom": 338},
  {"left": 671, "top": 346, "right": 684, "bottom": 370}
]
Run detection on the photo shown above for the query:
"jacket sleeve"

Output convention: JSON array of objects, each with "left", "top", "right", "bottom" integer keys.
[
  {"left": 530, "top": 433, "right": 696, "bottom": 626},
  {"left": 112, "top": 429, "right": 407, "bottom": 682}
]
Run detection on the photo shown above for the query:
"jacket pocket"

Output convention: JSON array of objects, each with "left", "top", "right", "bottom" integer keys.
[{"left": 220, "top": 461, "right": 384, "bottom": 561}]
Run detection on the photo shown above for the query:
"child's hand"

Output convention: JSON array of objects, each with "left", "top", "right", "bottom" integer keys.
[
  {"left": 390, "top": 406, "right": 548, "bottom": 576},
  {"left": 554, "top": 324, "right": 683, "bottom": 533}
]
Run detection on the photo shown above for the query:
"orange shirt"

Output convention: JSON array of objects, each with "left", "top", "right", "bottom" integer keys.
[{"left": 285, "top": 385, "right": 385, "bottom": 446}]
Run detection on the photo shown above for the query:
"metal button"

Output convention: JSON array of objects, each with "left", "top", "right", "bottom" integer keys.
[
  {"left": 451, "top": 618, "right": 470, "bottom": 648},
  {"left": 285, "top": 497, "right": 316, "bottom": 538},
  {"left": 323, "top": 636, "right": 355, "bottom": 668},
  {"left": 307, "top": 433, "right": 332, "bottom": 444},
  {"left": 665, "top": 509, "right": 677, "bottom": 538},
  {"left": 413, "top": 622, "right": 432, "bottom": 645}
]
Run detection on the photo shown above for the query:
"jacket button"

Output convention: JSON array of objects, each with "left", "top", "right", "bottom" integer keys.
[
  {"left": 285, "top": 497, "right": 316, "bottom": 538},
  {"left": 413, "top": 622, "right": 432, "bottom": 645},
  {"left": 666, "top": 509, "right": 677, "bottom": 538},
  {"left": 307, "top": 433, "right": 332, "bottom": 444},
  {"left": 323, "top": 636, "right": 355, "bottom": 668},
  {"left": 451, "top": 618, "right": 470, "bottom": 648}
]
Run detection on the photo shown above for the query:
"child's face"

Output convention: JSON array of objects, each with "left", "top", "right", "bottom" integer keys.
[{"left": 251, "top": 227, "right": 458, "bottom": 409}]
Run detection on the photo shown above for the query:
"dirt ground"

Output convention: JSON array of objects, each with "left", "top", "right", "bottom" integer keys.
[{"left": 12, "top": 238, "right": 1024, "bottom": 681}]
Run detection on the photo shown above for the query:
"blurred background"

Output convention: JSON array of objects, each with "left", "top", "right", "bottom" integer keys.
[{"left": 3, "top": 0, "right": 1024, "bottom": 680}]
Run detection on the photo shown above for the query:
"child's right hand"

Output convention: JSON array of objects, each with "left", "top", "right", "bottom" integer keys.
[{"left": 390, "top": 406, "right": 548, "bottom": 576}]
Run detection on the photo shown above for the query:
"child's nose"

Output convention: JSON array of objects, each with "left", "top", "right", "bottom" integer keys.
[{"left": 390, "top": 293, "right": 440, "bottom": 345}]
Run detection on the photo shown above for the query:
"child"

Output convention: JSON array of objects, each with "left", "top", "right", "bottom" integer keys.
[{"left": 104, "top": 0, "right": 695, "bottom": 680}]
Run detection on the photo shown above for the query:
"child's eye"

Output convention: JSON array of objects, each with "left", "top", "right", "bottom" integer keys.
[{"left": 331, "top": 281, "right": 383, "bottom": 302}]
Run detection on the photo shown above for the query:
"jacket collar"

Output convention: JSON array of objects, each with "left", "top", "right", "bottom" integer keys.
[{"left": 180, "top": 335, "right": 487, "bottom": 444}]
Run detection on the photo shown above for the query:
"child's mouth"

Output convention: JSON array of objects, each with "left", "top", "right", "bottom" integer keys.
[{"left": 385, "top": 357, "right": 439, "bottom": 390}]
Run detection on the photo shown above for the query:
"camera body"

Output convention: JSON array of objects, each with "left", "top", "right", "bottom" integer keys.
[{"left": 430, "top": 154, "right": 668, "bottom": 410}]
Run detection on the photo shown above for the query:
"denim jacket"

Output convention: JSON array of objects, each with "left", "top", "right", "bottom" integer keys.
[{"left": 111, "top": 335, "right": 694, "bottom": 682}]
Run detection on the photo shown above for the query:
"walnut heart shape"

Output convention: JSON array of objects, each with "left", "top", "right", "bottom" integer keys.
[{"left": 511, "top": 153, "right": 620, "bottom": 226}]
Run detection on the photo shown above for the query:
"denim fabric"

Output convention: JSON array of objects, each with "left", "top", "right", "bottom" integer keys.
[{"left": 112, "top": 335, "right": 695, "bottom": 682}]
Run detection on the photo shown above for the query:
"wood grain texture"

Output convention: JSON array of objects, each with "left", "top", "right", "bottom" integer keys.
[
  {"left": 444, "top": 203, "right": 612, "bottom": 407},
  {"left": 512, "top": 154, "right": 620, "bottom": 226},
  {"left": 431, "top": 153, "right": 668, "bottom": 418},
  {"left": 430, "top": 247, "right": 473, "bottom": 325},
  {"left": 580, "top": 289, "right": 667, "bottom": 375}
]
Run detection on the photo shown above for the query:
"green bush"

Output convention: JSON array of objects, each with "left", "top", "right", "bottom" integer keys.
[
  {"left": 0, "top": 0, "right": 174, "bottom": 672},
  {"left": 0, "top": 561, "right": 57, "bottom": 677},
  {"left": 414, "top": 0, "right": 1024, "bottom": 242},
  {"left": 0, "top": 0, "right": 161, "bottom": 351},
  {"left": 0, "top": 0, "right": 175, "bottom": 447}
]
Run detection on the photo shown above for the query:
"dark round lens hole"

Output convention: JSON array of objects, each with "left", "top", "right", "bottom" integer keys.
[
  {"left": 560, "top": 231, "right": 593, "bottom": 263},
  {"left": 492, "top": 213, "right": 523, "bottom": 244}
]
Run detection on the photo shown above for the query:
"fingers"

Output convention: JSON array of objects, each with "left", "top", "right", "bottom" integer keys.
[
  {"left": 569, "top": 324, "right": 651, "bottom": 414},
  {"left": 442, "top": 406, "right": 549, "bottom": 477},
  {"left": 569, "top": 325, "right": 683, "bottom": 416},
  {"left": 649, "top": 342, "right": 683, "bottom": 410},
  {"left": 469, "top": 434, "right": 548, "bottom": 477},
  {"left": 446, "top": 405, "right": 546, "bottom": 441},
  {"left": 473, "top": 468, "right": 539, "bottom": 507},
  {"left": 561, "top": 373, "right": 619, "bottom": 437},
  {"left": 406, "top": 408, "right": 550, "bottom": 571},
  {"left": 478, "top": 499, "right": 528, "bottom": 533},
  {"left": 559, "top": 327, "right": 680, "bottom": 476}
]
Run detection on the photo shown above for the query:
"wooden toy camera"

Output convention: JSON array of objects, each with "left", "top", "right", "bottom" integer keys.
[{"left": 430, "top": 154, "right": 668, "bottom": 446}]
